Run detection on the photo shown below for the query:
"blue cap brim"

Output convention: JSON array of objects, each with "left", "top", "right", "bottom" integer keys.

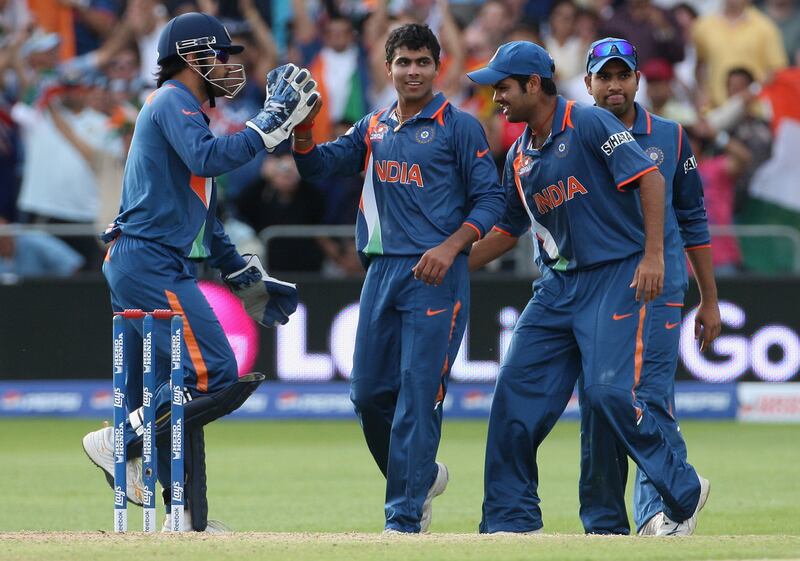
[
  {"left": 588, "top": 55, "right": 637, "bottom": 74},
  {"left": 467, "top": 66, "right": 511, "bottom": 85}
]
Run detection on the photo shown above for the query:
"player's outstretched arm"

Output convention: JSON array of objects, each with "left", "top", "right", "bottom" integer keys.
[
  {"left": 686, "top": 247, "right": 721, "bottom": 351},
  {"left": 468, "top": 230, "right": 519, "bottom": 272},
  {"left": 630, "top": 169, "right": 665, "bottom": 303}
]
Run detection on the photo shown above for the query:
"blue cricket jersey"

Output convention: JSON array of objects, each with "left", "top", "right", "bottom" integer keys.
[
  {"left": 293, "top": 93, "right": 505, "bottom": 256},
  {"left": 114, "top": 80, "right": 265, "bottom": 273},
  {"left": 495, "top": 96, "right": 661, "bottom": 271},
  {"left": 629, "top": 103, "right": 711, "bottom": 294}
]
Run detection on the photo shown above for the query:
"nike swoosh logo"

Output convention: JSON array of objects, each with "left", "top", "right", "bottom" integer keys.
[
  {"left": 612, "top": 313, "right": 633, "bottom": 320},
  {"left": 426, "top": 308, "right": 448, "bottom": 317},
  {"left": 665, "top": 321, "right": 680, "bottom": 329},
  {"left": 476, "top": 148, "right": 490, "bottom": 158},
  {"left": 182, "top": 109, "right": 200, "bottom": 116}
]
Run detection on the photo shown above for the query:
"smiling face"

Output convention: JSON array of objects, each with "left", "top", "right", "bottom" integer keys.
[
  {"left": 492, "top": 76, "right": 536, "bottom": 123},
  {"left": 585, "top": 59, "right": 640, "bottom": 120},
  {"left": 386, "top": 46, "right": 438, "bottom": 106}
]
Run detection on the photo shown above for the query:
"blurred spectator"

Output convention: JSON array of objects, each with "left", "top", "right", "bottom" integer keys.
[
  {"left": 641, "top": 57, "right": 698, "bottom": 126},
  {"left": 0, "top": 215, "right": 85, "bottom": 279},
  {"left": 763, "top": 0, "right": 800, "bottom": 65},
  {"left": 63, "top": 0, "right": 120, "bottom": 56},
  {"left": 693, "top": 0, "right": 787, "bottom": 108},
  {"left": 599, "top": 0, "right": 684, "bottom": 67},
  {"left": 293, "top": 0, "right": 370, "bottom": 142},
  {"left": 27, "top": 0, "right": 77, "bottom": 60},
  {"left": 716, "top": 68, "right": 773, "bottom": 214},
  {"left": 545, "top": 0, "right": 585, "bottom": 84},
  {"left": 231, "top": 148, "right": 329, "bottom": 273},
  {"left": 671, "top": 2, "right": 699, "bottom": 104},
  {"left": 123, "top": 0, "right": 169, "bottom": 87},
  {"left": 0, "top": 0, "right": 31, "bottom": 36},
  {"left": 12, "top": 73, "right": 122, "bottom": 271},
  {"left": 689, "top": 129, "right": 750, "bottom": 275}
]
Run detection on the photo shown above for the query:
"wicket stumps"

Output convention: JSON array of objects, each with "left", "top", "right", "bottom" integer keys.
[{"left": 113, "top": 309, "right": 185, "bottom": 533}]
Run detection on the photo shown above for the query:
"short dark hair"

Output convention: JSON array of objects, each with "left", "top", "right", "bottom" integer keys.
[
  {"left": 385, "top": 23, "right": 441, "bottom": 67},
  {"left": 727, "top": 67, "right": 755, "bottom": 84},
  {"left": 156, "top": 55, "right": 187, "bottom": 88},
  {"left": 510, "top": 74, "right": 558, "bottom": 96}
]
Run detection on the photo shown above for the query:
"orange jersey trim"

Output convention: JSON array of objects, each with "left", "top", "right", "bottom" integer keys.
[
  {"left": 685, "top": 244, "right": 712, "bottom": 251},
  {"left": 492, "top": 226, "right": 515, "bottom": 237},
  {"left": 464, "top": 222, "right": 482, "bottom": 240},
  {"left": 665, "top": 302, "right": 685, "bottom": 308},
  {"left": 617, "top": 165, "right": 658, "bottom": 191},
  {"left": 165, "top": 290, "right": 209, "bottom": 392},
  {"left": 562, "top": 100, "right": 575, "bottom": 130},
  {"left": 430, "top": 100, "right": 450, "bottom": 126}
]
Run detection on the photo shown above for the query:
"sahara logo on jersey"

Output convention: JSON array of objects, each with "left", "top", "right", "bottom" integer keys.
[
  {"left": 683, "top": 155, "right": 698, "bottom": 174},
  {"left": 600, "top": 131, "right": 635, "bottom": 156},
  {"left": 532, "top": 176, "right": 588, "bottom": 215},
  {"left": 374, "top": 160, "right": 424, "bottom": 188}
]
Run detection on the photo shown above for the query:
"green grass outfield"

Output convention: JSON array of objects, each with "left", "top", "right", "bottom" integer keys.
[{"left": 0, "top": 419, "right": 798, "bottom": 561}]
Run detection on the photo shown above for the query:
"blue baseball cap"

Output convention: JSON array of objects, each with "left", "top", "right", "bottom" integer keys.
[
  {"left": 586, "top": 37, "right": 638, "bottom": 73},
  {"left": 467, "top": 41, "right": 555, "bottom": 85}
]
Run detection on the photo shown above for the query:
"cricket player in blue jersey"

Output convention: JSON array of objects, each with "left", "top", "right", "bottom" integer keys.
[
  {"left": 578, "top": 37, "right": 721, "bottom": 536},
  {"left": 81, "top": 12, "right": 318, "bottom": 532},
  {"left": 292, "top": 24, "right": 505, "bottom": 533},
  {"left": 467, "top": 41, "right": 709, "bottom": 536}
]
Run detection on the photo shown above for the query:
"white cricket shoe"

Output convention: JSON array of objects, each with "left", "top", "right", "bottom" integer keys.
[
  {"left": 637, "top": 513, "right": 664, "bottom": 536},
  {"left": 420, "top": 461, "right": 449, "bottom": 533},
  {"left": 161, "top": 509, "right": 231, "bottom": 533},
  {"left": 82, "top": 426, "right": 145, "bottom": 506},
  {"left": 655, "top": 475, "right": 710, "bottom": 536}
]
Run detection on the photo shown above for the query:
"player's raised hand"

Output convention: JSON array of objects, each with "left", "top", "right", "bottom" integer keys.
[
  {"left": 630, "top": 252, "right": 664, "bottom": 303},
  {"left": 694, "top": 299, "right": 721, "bottom": 352},
  {"left": 246, "top": 63, "right": 320, "bottom": 150},
  {"left": 412, "top": 243, "right": 458, "bottom": 286}
]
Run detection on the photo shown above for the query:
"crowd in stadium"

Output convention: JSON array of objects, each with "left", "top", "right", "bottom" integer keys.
[{"left": 1, "top": 0, "right": 799, "bottom": 279}]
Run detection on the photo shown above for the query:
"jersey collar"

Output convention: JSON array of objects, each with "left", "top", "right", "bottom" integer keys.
[
  {"left": 631, "top": 102, "right": 652, "bottom": 136},
  {"left": 378, "top": 92, "right": 448, "bottom": 124},
  {"left": 519, "top": 95, "right": 572, "bottom": 154},
  {"left": 550, "top": 95, "right": 575, "bottom": 137}
]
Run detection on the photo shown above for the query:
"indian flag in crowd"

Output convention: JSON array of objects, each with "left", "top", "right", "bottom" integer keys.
[{"left": 740, "top": 69, "right": 800, "bottom": 274}]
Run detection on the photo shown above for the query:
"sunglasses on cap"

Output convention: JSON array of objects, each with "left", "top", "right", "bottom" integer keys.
[{"left": 589, "top": 38, "right": 636, "bottom": 60}]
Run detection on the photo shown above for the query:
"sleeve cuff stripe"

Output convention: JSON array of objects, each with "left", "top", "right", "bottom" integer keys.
[
  {"left": 617, "top": 165, "right": 658, "bottom": 191},
  {"left": 492, "top": 226, "right": 514, "bottom": 237},
  {"left": 685, "top": 244, "right": 712, "bottom": 251},
  {"left": 464, "top": 222, "right": 482, "bottom": 240}
]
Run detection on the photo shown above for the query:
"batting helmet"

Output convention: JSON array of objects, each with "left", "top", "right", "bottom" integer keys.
[{"left": 157, "top": 12, "right": 243, "bottom": 64}]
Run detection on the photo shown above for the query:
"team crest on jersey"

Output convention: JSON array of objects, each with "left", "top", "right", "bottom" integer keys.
[
  {"left": 645, "top": 146, "right": 664, "bottom": 167},
  {"left": 415, "top": 126, "right": 435, "bottom": 144},
  {"left": 370, "top": 123, "right": 389, "bottom": 141},
  {"left": 518, "top": 155, "right": 535, "bottom": 176},
  {"left": 554, "top": 138, "right": 570, "bottom": 158}
]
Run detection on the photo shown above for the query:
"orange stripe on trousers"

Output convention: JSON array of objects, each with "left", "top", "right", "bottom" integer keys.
[
  {"left": 165, "top": 290, "right": 209, "bottom": 392},
  {"left": 436, "top": 300, "right": 463, "bottom": 404},
  {"left": 632, "top": 305, "right": 647, "bottom": 421}
]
